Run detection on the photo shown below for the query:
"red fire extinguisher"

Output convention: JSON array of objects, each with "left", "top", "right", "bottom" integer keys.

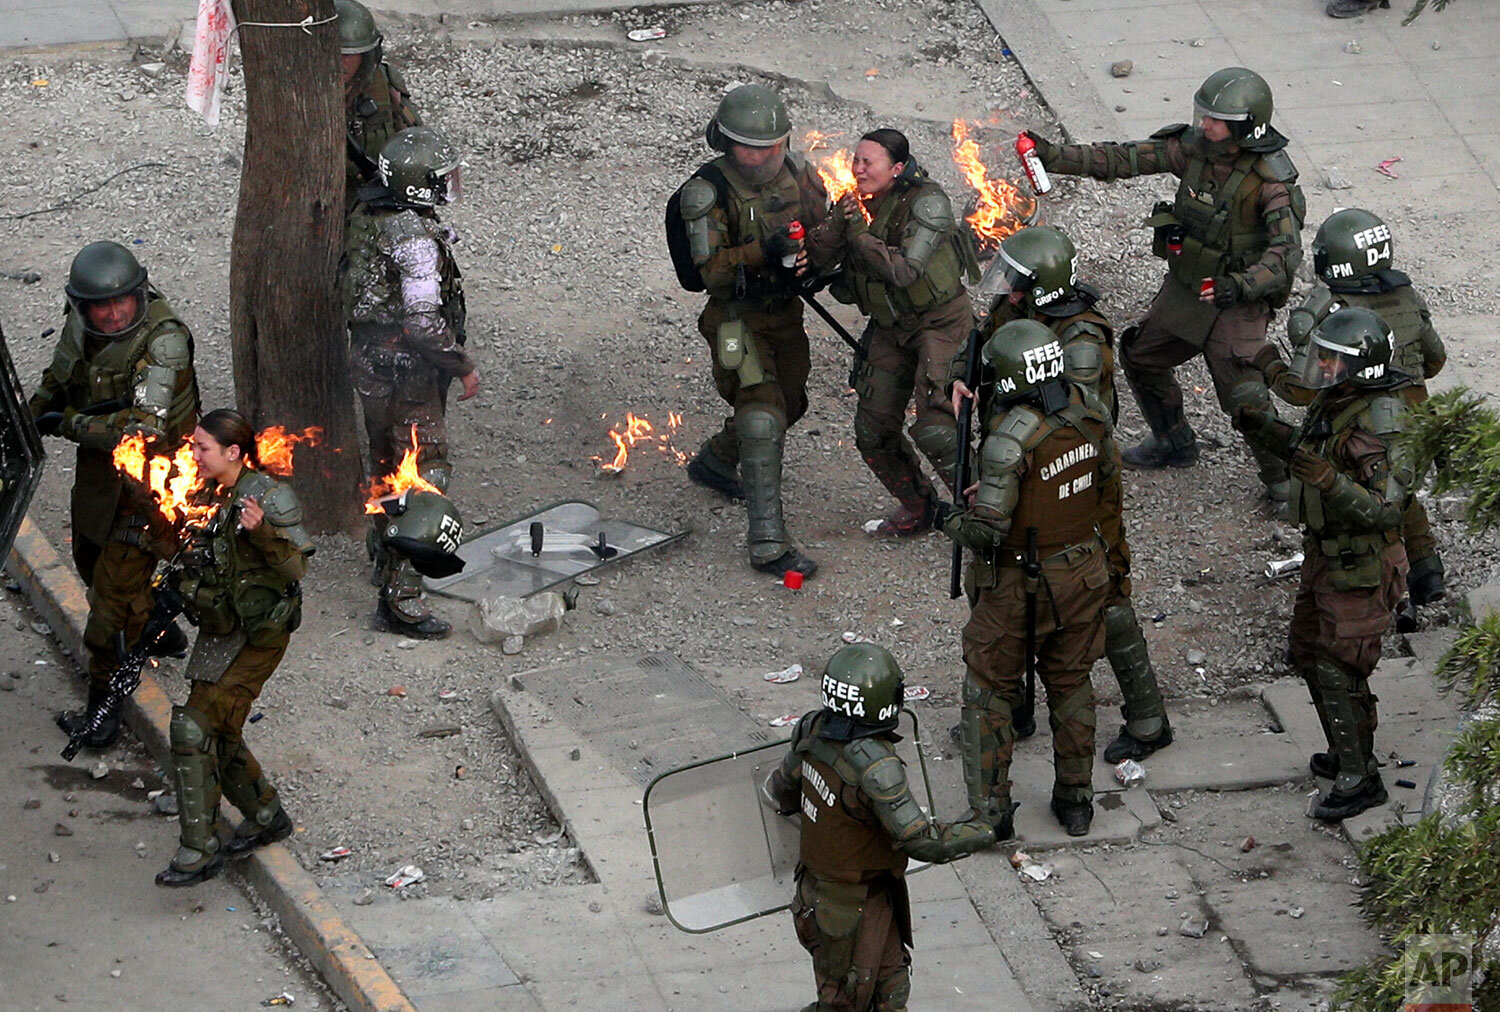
[{"left": 1016, "top": 133, "right": 1053, "bottom": 196}]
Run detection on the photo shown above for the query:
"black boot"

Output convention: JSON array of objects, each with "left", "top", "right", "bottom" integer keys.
[
  {"left": 1312, "top": 775, "right": 1387, "bottom": 821},
  {"left": 686, "top": 451, "right": 744, "bottom": 500},
  {"left": 373, "top": 598, "right": 451, "bottom": 640},
  {"left": 1394, "top": 598, "right": 1420, "bottom": 634},
  {"left": 56, "top": 687, "right": 122, "bottom": 751},
  {"left": 1121, "top": 428, "right": 1199, "bottom": 469},
  {"left": 148, "top": 620, "right": 190, "bottom": 659},
  {"left": 1050, "top": 797, "right": 1094, "bottom": 837},
  {"left": 155, "top": 851, "right": 225, "bottom": 888},
  {"left": 1102, "top": 719, "right": 1174, "bottom": 763},
  {"left": 1407, "top": 562, "right": 1445, "bottom": 606},
  {"left": 1326, "top": 0, "right": 1386, "bottom": 17},
  {"left": 1308, "top": 752, "right": 1339, "bottom": 779},
  {"left": 224, "top": 807, "right": 294, "bottom": 859},
  {"left": 751, "top": 548, "right": 818, "bottom": 580},
  {"left": 1012, "top": 711, "right": 1038, "bottom": 740}
]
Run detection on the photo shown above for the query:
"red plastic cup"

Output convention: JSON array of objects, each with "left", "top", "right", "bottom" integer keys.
[{"left": 783, "top": 571, "right": 805, "bottom": 590}]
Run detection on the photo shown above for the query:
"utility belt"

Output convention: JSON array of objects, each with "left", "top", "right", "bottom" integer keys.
[
  {"left": 1309, "top": 529, "right": 1400, "bottom": 567},
  {"left": 984, "top": 534, "right": 1102, "bottom": 569}
]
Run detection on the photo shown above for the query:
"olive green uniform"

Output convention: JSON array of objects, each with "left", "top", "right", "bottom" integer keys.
[
  {"left": 28, "top": 295, "right": 200, "bottom": 693},
  {"left": 944, "top": 386, "right": 1115, "bottom": 815},
  {"left": 952, "top": 297, "right": 1168, "bottom": 748},
  {"left": 346, "top": 62, "right": 420, "bottom": 208},
  {"left": 1038, "top": 126, "right": 1305, "bottom": 492},
  {"left": 765, "top": 711, "right": 993, "bottom": 1011},
  {"left": 1271, "top": 276, "right": 1446, "bottom": 586},
  {"left": 810, "top": 176, "right": 976, "bottom": 515},
  {"left": 1242, "top": 390, "right": 1412, "bottom": 799},
  {"left": 164, "top": 468, "right": 313, "bottom": 877},
  {"left": 679, "top": 154, "right": 830, "bottom": 565},
  {"left": 342, "top": 199, "right": 471, "bottom": 623}
]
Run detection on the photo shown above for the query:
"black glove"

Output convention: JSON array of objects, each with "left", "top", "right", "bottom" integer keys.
[
  {"left": 1211, "top": 276, "right": 1239, "bottom": 308},
  {"left": 761, "top": 229, "right": 793, "bottom": 265},
  {"left": 1023, "top": 130, "right": 1060, "bottom": 164},
  {"left": 33, "top": 411, "right": 64, "bottom": 437}
]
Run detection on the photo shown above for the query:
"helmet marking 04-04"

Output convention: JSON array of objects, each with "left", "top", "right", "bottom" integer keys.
[
  {"left": 1313, "top": 208, "right": 1393, "bottom": 286},
  {"left": 819, "top": 643, "right": 905, "bottom": 739},
  {"left": 705, "top": 84, "right": 791, "bottom": 151},
  {"left": 378, "top": 127, "right": 461, "bottom": 209},
  {"left": 982, "top": 318, "right": 1066, "bottom": 400},
  {"left": 1299, "top": 305, "right": 1394, "bottom": 390}
]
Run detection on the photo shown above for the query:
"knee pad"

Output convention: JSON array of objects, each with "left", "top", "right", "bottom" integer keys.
[
  {"left": 169, "top": 705, "right": 213, "bottom": 754},
  {"left": 911, "top": 421, "right": 958, "bottom": 471},
  {"left": 962, "top": 672, "right": 1007, "bottom": 713},
  {"left": 1225, "top": 378, "right": 1273, "bottom": 417},
  {"left": 853, "top": 411, "right": 897, "bottom": 456},
  {"left": 736, "top": 407, "right": 784, "bottom": 444}
]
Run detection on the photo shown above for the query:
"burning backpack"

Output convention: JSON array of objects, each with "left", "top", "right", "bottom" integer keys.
[{"left": 664, "top": 163, "right": 730, "bottom": 293}]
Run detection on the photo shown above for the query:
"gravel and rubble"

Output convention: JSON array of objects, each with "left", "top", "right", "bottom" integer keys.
[{"left": 2, "top": 0, "right": 1493, "bottom": 914}]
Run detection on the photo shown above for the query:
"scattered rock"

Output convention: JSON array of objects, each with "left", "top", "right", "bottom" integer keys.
[
  {"left": 1240, "top": 835, "right": 1257, "bottom": 852},
  {"left": 1323, "top": 167, "right": 1354, "bottom": 190},
  {"left": 153, "top": 793, "right": 179, "bottom": 815},
  {"left": 1109, "top": 60, "right": 1133, "bottom": 78},
  {"left": 48, "top": 852, "right": 61, "bottom": 863},
  {"left": 1343, "top": 40, "right": 1362, "bottom": 54},
  {"left": 1290, "top": 905, "right": 1305, "bottom": 919},
  {"left": 53, "top": 823, "right": 73, "bottom": 837},
  {"left": 1185, "top": 649, "right": 1207, "bottom": 666},
  {"left": 1134, "top": 957, "right": 1162, "bottom": 973},
  {"left": 1178, "top": 916, "right": 1208, "bottom": 938},
  {"left": 501, "top": 635, "right": 524, "bottom": 655},
  {"left": 23, "top": 798, "right": 41, "bottom": 810},
  {"left": 353, "top": 888, "right": 376, "bottom": 906},
  {"left": 644, "top": 892, "right": 665, "bottom": 915},
  {"left": 592, "top": 598, "right": 617, "bottom": 617}
]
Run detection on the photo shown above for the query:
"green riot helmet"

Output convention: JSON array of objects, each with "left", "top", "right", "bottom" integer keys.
[
  {"left": 1298, "top": 306, "right": 1394, "bottom": 390},
  {"left": 335, "top": 0, "right": 381, "bottom": 54},
  {"left": 1193, "top": 67, "right": 1278, "bottom": 151},
  {"left": 376, "top": 488, "right": 465, "bottom": 578},
  {"left": 974, "top": 226, "right": 1079, "bottom": 317},
  {"left": 1312, "top": 208, "right": 1393, "bottom": 289},
  {"left": 705, "top": 84, "right": 791, "bottom": 152},
  {"left": 378, "top": 127, "right": 462, "bottom": 209},
  {"left": 981, "top": 318, "right": 1068, "bottom": 406},
  {"left": 65, "top": 241, "right": 149, "bottom": 338},
  {"left": 819, "top": 643, "right": 905, "bottom": 740}
]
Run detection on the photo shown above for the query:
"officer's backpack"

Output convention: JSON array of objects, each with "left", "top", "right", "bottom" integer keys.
[{"left": 664, "top": 163, "right": 730, "bottom": 293}]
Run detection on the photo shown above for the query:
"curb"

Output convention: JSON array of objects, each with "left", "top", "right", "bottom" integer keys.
[{"left": 6, "top": 516, "right": 416, "bottom": 1012}]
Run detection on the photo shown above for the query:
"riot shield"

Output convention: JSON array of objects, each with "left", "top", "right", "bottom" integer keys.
[
  {"left": 643, "top": 711, "right": 936, "bottom": 934},
  {"left": 0, "top": 323, "right": 45, "bottom": 560},
  {"left": 425, "top": 500, "right": 684, "bottom": 602}
]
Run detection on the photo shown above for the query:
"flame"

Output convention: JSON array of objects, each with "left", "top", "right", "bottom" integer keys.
[
  {"left": 365, "top": 426, "right": 442, "bottom": 513},
  {"left": 804, "top": 130, "right": 872, "bottom": 224},
  {"left": 256, "top": 425, "right": 322, "bottom": 477},
  {"left": 594, "top": 412, "right": 687, "bottom": 473},
  {"left": 951, "top": 119, "right": 1037, "bottom": 249},
  {"left": 112, "top": 433, "right": 214, "bottom": 527}
]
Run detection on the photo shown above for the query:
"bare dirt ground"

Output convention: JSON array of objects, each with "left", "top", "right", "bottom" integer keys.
[{"left": 1, "top": 0, "right": 1492, "bottom": 990}]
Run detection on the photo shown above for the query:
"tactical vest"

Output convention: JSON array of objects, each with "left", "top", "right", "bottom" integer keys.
[
  {"left": 347, "top": 63, "right": 418, "bottom": 191},
  {"left": 52, "top": 295, "right": 193, "bottom": 429},
  {"left": 342, "top": 206, "right": 465, "bottom": 340},
  {"left": 1001, "top": 403, "right": 1108, "bottom": 554},
  {"left": 1151, "top": 147, "right": 1271, "bottom": 290},
  {"left": 177, "top": 470, "right": 304, "bottom": 645},
  {"left": 1334, "top": 287, "right": 1428, "bottom": 384},
  {"left": 1289, "top": 393, "right": 1403, "bottom": 589},
  {"left": 849, "top": 182, "right": 967, "bottom": 328},
  {"left": 796, "top": 727, "right": 908, "bottom": 884},
  {"left": 710, "top": 154, "right": 805, "bottom": 304}
]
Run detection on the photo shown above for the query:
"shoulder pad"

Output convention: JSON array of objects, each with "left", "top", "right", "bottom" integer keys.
[
  {"left": 1255, "top": 149, "right": 1298, "bottom": 183},
  {"left": 842, "top": 734, "right": 896, "bottom": 772},
  {"left": 257, "top": 479, "right": 305, "bottom": 527},
  {"left": 378, "top": 209, "right": 430, "bottom": 249},
  {"left": 1150, "top": 123, "right": 1190, "bottom": 139},
  {"left": 788, "top": 710, "right": 820, "bottom": 753},
  {"left": 1074, "top": 282, "right": 1103, "bottom": 308},
  {"left": 678, "top": 177, "right": 719, "bottom": 220},
  {"left": 994, "top": 404, "right": 1046, "bottom": 449},
  {"left": 1364, "top": 394, "right": 1406, "bottom": 437},
  {"left": 147, "top": 327, "right": 193, "bottom": 369},
  {"left": 1058, "top": 317, "right": 1108, "bottom": 345},
  {"left": 858, "top": 750, "right": 912, "bottom": 804},
  {"left": 910, "top": 187, "right": 956, "bottom": 230},
  {"left": 384, "top": 62, "right": 409, "bottom": 94},
  {"left": 1063, "top": 339, "right": 1104, "bottom": 385}
]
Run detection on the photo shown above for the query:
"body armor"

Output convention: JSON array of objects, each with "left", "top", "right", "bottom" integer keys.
[
  {"left": 845, "top": 182, "right": 970, "bottom": 328},
  {"left": 692, "top": 154, "right": 809, "bottom": 306},
  {"left": 347, "top": 63, "right": 420, "bottom": 192},
  {"left": 1289, "top": 280, "right": 1443, "bottom": 384}
]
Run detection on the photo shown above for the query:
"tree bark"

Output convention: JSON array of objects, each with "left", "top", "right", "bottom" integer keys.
[{"left": 229, "top": 0, "right": 363, "bottom": 533}]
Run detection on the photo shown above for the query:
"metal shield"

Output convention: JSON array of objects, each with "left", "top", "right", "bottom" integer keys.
[
  {"left": 642, "top": 711, "right": 936, "bottom": 934},
  {"left": 0, "top": 323, "right": 45, "bottom": 560}
]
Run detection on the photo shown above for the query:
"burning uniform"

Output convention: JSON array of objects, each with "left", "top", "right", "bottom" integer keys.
[
  {"left": 339, "top": 0, "right": 421, "bottom": 211},
  {"left": 341, "top": 126, "right": 474, "bottom": 638},
  {"left": 157, "top": 415, "right": 314, "bottom": 886},
  {"left": 675, "top": 84, "right": 831, "bottom": 579},
  {"left": 1236, "top": 308, "right": 1412, "bottom": 822},
  {"left": 762, "top": 644, "right": 994, "bottom": 1011},
  {"left": 807, "top": 129, "right": 980, "bottom": 536},
  {"left": 29, "top": 241, "right": 200, "bottom": 750},
  {"left": 1025, "top": 67, "right": 1305, "bottom": 505},
  {"left": 942, "top": 320, "right": 1115, "bottom": 838},
  {"left": 1266, "top": 208, "right": 1447, "bottom": 615},
  {"left": 957, "top": 226, "right": 1172, "bottom": 763}
]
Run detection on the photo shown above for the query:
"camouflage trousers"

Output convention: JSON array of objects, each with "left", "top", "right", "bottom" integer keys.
[
  {"left": 81, "top": 538, "right": 158, "bottom": 694},
  {"left": 962, "top": 542, "right": 1107, "bottom": 804},
  {"left": 852, "top": 294, "right": 970, "bottom": 508},
  {"left": 792, "top": 871, "right": 911, "bottom": 1012},
  {"left": 697, "top": 297, "right": 811, "bottom": 466}
]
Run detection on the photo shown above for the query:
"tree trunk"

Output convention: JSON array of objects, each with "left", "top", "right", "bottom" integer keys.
[{"left": 229, "top": 0, "right": 363, "bottom": 533}]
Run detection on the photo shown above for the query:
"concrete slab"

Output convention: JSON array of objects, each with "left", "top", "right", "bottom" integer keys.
[
  {"left": 342, "top": 898, "right": 520, "bottom": 998},
  {"left": 2, "top": 6, "right": 128, "bottom": 48}
]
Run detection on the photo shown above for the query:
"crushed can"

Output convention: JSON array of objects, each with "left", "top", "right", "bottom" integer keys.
[{"left": 1113, "top": 758, "right": 1146, "bottom": 787}]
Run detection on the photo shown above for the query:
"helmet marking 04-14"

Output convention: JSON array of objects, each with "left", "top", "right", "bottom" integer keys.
[
  {"left": 818, "top": 643, "right": 905, "bottom": 739},
  {"left": 1313, "top": 207, "right": 1393, "bottom": 286}
]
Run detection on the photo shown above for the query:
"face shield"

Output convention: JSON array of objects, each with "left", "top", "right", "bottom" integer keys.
[
  {"left": 1297, "top": 341, "right": 1354, "bottom": 390},
  {"left": 972, "top": 248, "right": 1034, "bottom": 318},
  {"left": 72, "top": 288, "right": 147, "bottom": 339},
  {"left": 436, "top": 165, "right": 462, "bottom": 206}
]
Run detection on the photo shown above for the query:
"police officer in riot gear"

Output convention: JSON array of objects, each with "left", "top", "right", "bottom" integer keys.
[
  {"left": 338, "top": 0, "right": 421, "bottom": 207},
  {"left": 1023, "top": 67, "right": 1305, "bottom": 507},
  {"left": 944, "top": 319, "right": 1116, "bottom": 837},
  {"left": 763, "top": 643, "right": 995, "bottom": 1011},
  {"left": 956, "top": 225, "right": 1172, "bottom": 762},
  {"left": 30, "top": 241, "right": 200, "bottom": 749},
  {"left": 1237, "top": 308, "right": 1412, "bottom": 821},
  {"left": 342, "top": 126, "right": 477, "bottom": 638},
  {"left": 675, "top": 84, "right": 833, "bottom": 579},
  {"left": 1264, "top": 207, "right": 1447, "bottom": 620}
]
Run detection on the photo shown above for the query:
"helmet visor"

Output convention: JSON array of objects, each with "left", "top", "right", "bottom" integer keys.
[
  {"left": 1193, "top": 100, "right": 1249, "bottom": 124},
  {"left": 972, "top": 254, "right": 1032, "bottom": 317},
  {"left": 1297, "top": 342, "right": 1352, "bottom": 390},
  {"left": 438, "top": 165, "right": 462, "bottom": 206},
  {"left": 74, "top": 289, "right": 147, "bottom": 338}
]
